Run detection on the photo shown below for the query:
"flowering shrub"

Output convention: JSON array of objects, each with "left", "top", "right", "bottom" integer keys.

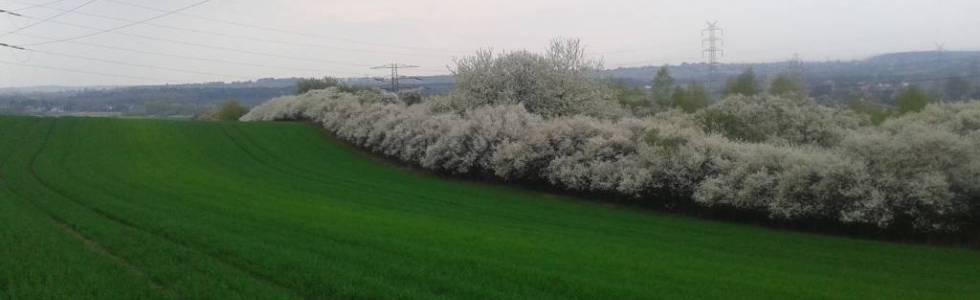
[
  {"left": 693, "top": 143, "right": 879, "bottom": 223},
  {"left": 838, "top": 117, "right": 980, "bottom": 229},
  {"left": 696, "top": 95, "right": 864, "bottom": 147},
  {"left": 243, "top": 89, "right": 980, "bottom": 232},
  {"left": 449, "top": 38, "right": 623, "bottom": 118}
]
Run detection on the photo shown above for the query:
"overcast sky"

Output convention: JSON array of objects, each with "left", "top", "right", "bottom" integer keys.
[{"left": 1, "top": 0, "right": 979, "bottom": 87}]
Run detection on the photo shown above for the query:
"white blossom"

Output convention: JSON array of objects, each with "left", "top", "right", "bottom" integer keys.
[{"left": 242, "top": 88, "right": 980, "bottom": 232}]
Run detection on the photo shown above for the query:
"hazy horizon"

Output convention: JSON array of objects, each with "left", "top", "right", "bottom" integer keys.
[{"left": 1, "top": 0, "right": 979, "bottom": 88}]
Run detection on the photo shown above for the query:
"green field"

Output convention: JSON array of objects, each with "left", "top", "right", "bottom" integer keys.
[{"left": 0, "top": 116, "right": 977, "bottom": 299}]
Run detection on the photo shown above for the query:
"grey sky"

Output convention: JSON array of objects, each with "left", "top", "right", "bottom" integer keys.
[{"left": 1, "top": 0, "right": 978, "bottom": 87}]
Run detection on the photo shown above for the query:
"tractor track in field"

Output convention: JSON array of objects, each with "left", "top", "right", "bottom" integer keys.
[
  {"left": 0, "top": 152, "right": 6, "bottom": 180},
  {"left": 219, "top": 124, "right": 349, "bottom": 188},
  {"left": 223, "top": 122, "right": 427, "bottom": 193},
  {"left": 24, "top": 121, "right": 310, "bottom": 300},
  {"left": 49, "top": 219, "right": 178, "bottom": 298},
  {"left": 220, "top": 123, "right": 433, "bottom": 204},
  {"left": 9, "top": 120, "right": 179, "bottom": 299},
  {"left": 0, "top": 160, "right": 6, "bottom": 185},
  {"left": 0, "top": 121, "right": 33, "bottom": 184},
  {"left": 0, "top": 240, "right": 6, "bottom": 299},
  {"left": 0, "top": 122, "right": 26, "bottom": 299}
]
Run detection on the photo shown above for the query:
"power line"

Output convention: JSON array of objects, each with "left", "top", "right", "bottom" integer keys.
[
  {"left": 28, "top": 48, "right": 254, "bottom": 80},
  {"left": 2, "top": 38, "right": 369, "bottom": 80},
  {"left": 10, "top": 0, "right": 70, "bottom": 12},
  {"left": 9, "top": 31, "right": 355, "bottom": 75},
  {"left": 5, "top": 12, "right": 374, "bottom": 70},
  {"left": 103, "top": 0, "right": 467, "bottom": 55},
  {"left": 5, "top": 0, "right": 450, "bottom": 58},
  {"left": 3, "top": 36, "right": 336, "bottom": 82},
  {"left": 0, "top": 42, "right": 26, "bottom": 50},
  {"left": 592, "top": 46, "right": 665, "bottom": 56},
  {"left": 0, "top": 58, "right": 164, "bottom": 82},
  {"left": 2, "top": 41, "right": 253, "bottom": 79},
  {"left": 2, "top": 40, "right": 376, "bottom": 83},
  {"left": 23, "top": 0, "right": 211, "bottom": 47},
  {"left": 0, "top": 0, "right": 97, "bottom": 39},
  {"left": 0, "top": 8, "right": 23, "bottom": 16},
  {"left": 604, "top": 53, "right": 699, "bottom": 69}
]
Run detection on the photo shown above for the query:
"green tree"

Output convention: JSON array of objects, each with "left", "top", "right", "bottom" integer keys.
[
  {"left": 608, "top": 80, "right": 649, "bottom": 108},
  {"left": 651, "top": 66, "right": 675, "bottom": 107},
  {"left": 297, "top": 77, "right": 340, "bottom": 95},
  {"left": 451, "top": 38, "right": 610, "bottom": 117},
  {"left": 398, "top": 88, "right": 424, "bottom": 105},
  {"left": 677, "top": 83, "right": 711, "bottom": 113},
  {"left": 725, "top": 68, "right": 760, "bottom": 96},
  {"left": 897, "top": 86, "right": 932, "bottom": 114},
  {"left": 670, "top": 86, "right": 687, "bottom": 108},
  {"left": 769, "top": 74, "right": 803, "bottom": 97},
  {"left": 219, "top": 100, "right": 249, "bottom": 121},
  {"left": 944, "top": 77, "right": 972, "bottom": 101},
  {"left": 848, "top": 98, "right": 892, "bottom": 125}
]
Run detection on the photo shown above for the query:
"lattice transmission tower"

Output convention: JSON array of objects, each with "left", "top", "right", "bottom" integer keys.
[
  {"left": 371, "top": 63, "right": 420, "bottom": 92},
  {"left": 702, "top": 21, "right": 724, "bottom": 71}
]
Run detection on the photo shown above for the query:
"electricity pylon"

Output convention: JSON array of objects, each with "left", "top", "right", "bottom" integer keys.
[
  {"left": 371, "top": 63, "right": 420, "bottom": 91},
  {"left": 702, "top": 21, "right": 724, "bottom": 71}
]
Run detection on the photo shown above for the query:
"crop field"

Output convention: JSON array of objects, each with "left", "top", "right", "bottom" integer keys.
[{"left": 0, "top": 116, "right": 977, "bottom": 299}]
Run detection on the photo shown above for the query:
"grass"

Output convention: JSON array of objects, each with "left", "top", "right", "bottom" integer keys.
[{"left": 0, "top": 115, "right": 977, "bottom": 299}]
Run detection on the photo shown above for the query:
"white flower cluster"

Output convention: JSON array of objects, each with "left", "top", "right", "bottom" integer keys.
[
  {"left": 449, "top": 38, "right": 625, "bottom": 118},
  {"left": 242, "top": 89, "right": 980, "bottom": 231},
  {"left": 695, "top": 95, "right": 865, "bottom": 147}
]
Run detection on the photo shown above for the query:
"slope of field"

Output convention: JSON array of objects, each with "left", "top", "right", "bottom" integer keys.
[{"left": 0, "top": 116, "right": 977, "bottom": 299}]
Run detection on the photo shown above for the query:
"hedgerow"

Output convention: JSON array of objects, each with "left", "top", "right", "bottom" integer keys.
[
  {"left": 242, "top": 41, "right": 980, "bottom": 233},
  {"left": 243, "top": 87, "right": 980, "bottom": 232}
]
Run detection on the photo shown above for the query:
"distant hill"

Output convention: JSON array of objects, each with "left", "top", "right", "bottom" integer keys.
[
  {"left": 2, "top": 51, "right": 978, "bottom": 117},
  {"left": 400, "top": 51, "right": 980, "bottom": 102},
  {"left": 602, "top": 51, "right": 980, "bottom": 105},
  {"left": 604, "top": 51, "right": 980, "bottom": 86},
  {"left": 0, "top": 85, "right": 120, "bottom": 95},
  {"left": 0, "top": 79, "right": 299, "bottom": 117}
]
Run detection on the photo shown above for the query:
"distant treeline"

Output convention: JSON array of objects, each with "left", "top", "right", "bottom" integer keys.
[
  {"left": 0, "top": 85, "right": 294, "bottom": 117},
  {"left": 606, "top": 51, "right": 980, "bottom": 106},
  {"left": 2, "top": 51, "right": 978, "bottom": 117}
]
